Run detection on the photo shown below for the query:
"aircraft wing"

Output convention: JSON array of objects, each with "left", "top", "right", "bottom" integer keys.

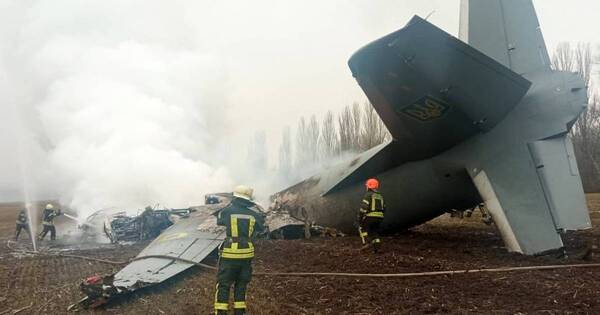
[
  {"left": 113, "top": 206, "right": 225, "bottom": 288},
  {"left": 459, "top": 0, "right": 551, "bottom": 75},
  {"left": 73, "top": 204, "right": 227, "bottom": 309},
  {"left": 348, "top": 16, "right": 531, "bottom": 161}
]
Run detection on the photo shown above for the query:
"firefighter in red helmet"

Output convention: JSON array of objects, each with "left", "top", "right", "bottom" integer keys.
[{"left": 357, "top": 178, "right": 385, "bottom": 253}]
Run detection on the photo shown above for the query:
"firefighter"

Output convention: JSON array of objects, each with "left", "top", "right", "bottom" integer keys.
[
  {"left": 357, "top": 178, "right": 385, "bottom": 253},
  {"left": 38, "top": 203, "right": 62, "bottom": 241},
  {"left": 214, "top": 185, "right": 265, "bottom": 315},
  {"left": 15, "top": 206, "right": 30, "bottom": 241}
]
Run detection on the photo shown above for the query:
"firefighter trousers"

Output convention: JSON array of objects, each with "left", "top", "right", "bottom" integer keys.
[
  {"left": 214, "top": 258, "right": 252, "bottom": 315},
  {"left": 360, "top": 217, "right": 383, "bottom": 252},
  {"left": 39, "top": 224, "right": 56, "bottom": 240},
  {"left": 15, "top": 223, "right": 29, "bottom": 240}
]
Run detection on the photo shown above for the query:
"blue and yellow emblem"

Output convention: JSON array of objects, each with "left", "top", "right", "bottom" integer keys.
[{"left": 400, "top": 95, "right": 450, "bottom": 122}]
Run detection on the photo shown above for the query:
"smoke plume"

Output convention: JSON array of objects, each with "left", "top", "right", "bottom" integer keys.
[{"left": 1, "top": 1, "right": 237, "bottom": 217}]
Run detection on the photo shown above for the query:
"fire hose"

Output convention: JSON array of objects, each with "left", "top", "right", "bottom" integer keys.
[
  {"left": 9, "top": 240, "right": 600, "bottom": 279},
  {"left": 130, "top": 254, "right": 600, "bottom": 278}
]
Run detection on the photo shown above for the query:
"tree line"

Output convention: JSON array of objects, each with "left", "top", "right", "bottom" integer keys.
[
  {"left": 277, "top": 102, "right": 390, "bottom": 181},
  {"left": 261, "top": 42, "right": 599, "bottom": 191},
  {"left": 552, "top": 42, "right": 600, "bottom": 192}
]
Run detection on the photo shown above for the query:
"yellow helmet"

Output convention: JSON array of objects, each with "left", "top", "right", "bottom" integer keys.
[
  {"left": 45, "top": 203, "right": 54, "bottom": 210},
  {"left": 233, "top": 185, "right": 254, "bottom": 201}
]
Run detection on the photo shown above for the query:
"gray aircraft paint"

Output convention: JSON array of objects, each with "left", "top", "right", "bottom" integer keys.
[
  {"left": 273, "top": 0, "right": 590, "bottom": 255},
  {"left": 112, "top": 205, "right": 225, "bottom": 289}
]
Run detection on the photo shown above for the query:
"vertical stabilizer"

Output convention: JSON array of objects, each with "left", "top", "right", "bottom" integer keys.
[{"left": 460, "top": 0, "right": 551, "bottom": 75}]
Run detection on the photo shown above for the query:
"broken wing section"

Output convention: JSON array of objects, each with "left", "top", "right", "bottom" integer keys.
[
  {"left": 349, "top": 16, "right": 531, "bottom": 161},
  {"left": 459, "top": 0, "right": 551, "bottom": 75},
  {"left": 113, "top": 206, "right": 225, "bottom": 288},
  {"left": 471, "top": 146, "right": 563, "bottom": 255}
]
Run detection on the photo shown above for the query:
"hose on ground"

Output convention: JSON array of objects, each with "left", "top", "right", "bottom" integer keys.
[
  {"left": 115, "top": 254, "right": 600, "bottom": 278},
  {"left": 6, "top": 239, "right": 128, "bottom": 265},
  {"left": 8, "top": 240, "right": 600, "bottom": 278}
]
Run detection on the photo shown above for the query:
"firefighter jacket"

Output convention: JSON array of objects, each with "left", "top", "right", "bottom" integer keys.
[
  {"left": 42, "top": 209, "right": 61, "bottom": 226},
  {"left": 16, "top": 210, "right": 28, "bottom": 224},
  {"left": 217, "top": 198, "right": 265, "bottom": 260},
  {"left": 359, "top": 190, "right": 385, "bottom": 221}
]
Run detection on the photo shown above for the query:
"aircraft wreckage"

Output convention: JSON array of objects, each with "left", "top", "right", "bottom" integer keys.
[
  {"left": 274, "top": 0, "right": 591, "bottom": 256},
  {"left": 72, "top": 0, "right": 591, "bottom": 309},
  {"left": 71, "top": 195, "right": 307, "bottom": 309}
]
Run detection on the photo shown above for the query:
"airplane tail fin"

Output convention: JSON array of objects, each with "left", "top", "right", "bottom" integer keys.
[{"left": 459, "top": 0, "right": 551, "bottom": 75}]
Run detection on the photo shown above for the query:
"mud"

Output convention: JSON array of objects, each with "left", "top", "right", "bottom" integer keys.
[{"left": 1, "top": 197, "right": 600, "bottom": 314}]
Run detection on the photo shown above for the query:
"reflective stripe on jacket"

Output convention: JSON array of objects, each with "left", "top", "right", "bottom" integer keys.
[
  {"left": 217, "top": 198, "right": 265, "bottom": 260},
  {"left": 359, "top": 190, "right": 385, "bottom": 219}
]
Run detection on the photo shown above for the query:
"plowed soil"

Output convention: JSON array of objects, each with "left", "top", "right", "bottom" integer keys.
[{"left": 2, "top": 196, "right": 600, "bottom": 314}]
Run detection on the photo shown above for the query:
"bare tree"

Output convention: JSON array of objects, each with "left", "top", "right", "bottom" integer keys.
[
  {"left": 295, "top": 117, "right": 309, "bottom": 167},
  {"left": 572, "top": 96, "right": 600, "bottom": 191},
  {"left": 552, "top": 42, "right": 574, "bottom": 72},
  {"left": 554, "top": 42, "right": 600, "bottom": 191},
  {"left": 278, "top": 126, "right": 292, "bottom": 178},
  {"left": 575, "top": 42, "right": 593, "bottom": 86},
  {"left": 292, "top": 101, "right": 390, "bottom": 169},
  {"left": 351, "top": 102, "right": 362, "bottom": 150},
  {"left": 360, "top": 101, "right": 390, "bottom": 150},
  {"left": 338, "top": 105, "right": 354, "bottom": 153},
  {"left": 308, "top": 115, "right": 320, "bottom": 163},
  {"left": 320, "top": 111, "right": 339, "bottom": 158}
]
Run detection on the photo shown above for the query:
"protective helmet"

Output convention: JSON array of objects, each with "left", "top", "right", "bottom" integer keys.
[
  {"left": 365, "top": 178, "right": 379, "bottom": 190},
  {"left": 45, "top": 203, "right": 54, "bottom": 210},
  {"left": 233, "top": 185, "right": 254, "bottom": 201}
]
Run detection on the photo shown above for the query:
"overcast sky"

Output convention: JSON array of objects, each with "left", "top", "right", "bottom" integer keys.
[
  {"left": 0, "top": 0, "right": 598, "bottom": 205},
  {"left": 223, "top": 0, "right": 599, "bottom": 148}
]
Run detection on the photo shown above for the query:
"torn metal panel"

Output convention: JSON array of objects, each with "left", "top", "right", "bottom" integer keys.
[
  {"left": 113, "top": 205, "right": 225, "bottom": 288},
  {"left": 104, "top": 208, "right": 193, "bottom": 243},
  {"left": 265, "top": 199, "right": 346, "bottom": 239},
  {"left": 266, "top": 200, "right": 305, "bottom": 231},
  {"left": 73, "top": 204, "right": 226, "bottom": 309}
]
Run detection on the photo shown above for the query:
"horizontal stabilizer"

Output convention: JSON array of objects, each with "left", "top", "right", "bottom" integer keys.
[{"left": 349, "top": 16, "right": 531, "bottom": 161}]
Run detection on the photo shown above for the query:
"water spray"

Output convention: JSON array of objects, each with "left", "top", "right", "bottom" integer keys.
[
  {"left": 63, "top": 213, "right": 79, "bottom": 222},
  {"left": 24, "top": 203, "right": 38, "bottom": 251},
  {"left": 11, "top": 103, "right": 38, "bottom": 252}
]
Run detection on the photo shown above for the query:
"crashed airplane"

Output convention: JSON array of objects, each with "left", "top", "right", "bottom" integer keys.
[
  {"left": 72, "top": 0, "right": 590, "bottom": 309},
  {"left": 274, "top": 0, "right": 591, "bottom": 256}
]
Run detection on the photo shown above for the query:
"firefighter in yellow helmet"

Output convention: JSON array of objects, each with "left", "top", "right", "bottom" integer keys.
[
  {"left": 38, "top": 203, "right": 62, "bottom": 241},
  {"left": 357, "top": 178, "right": 385, "bottom": 253},
  {"left": 214, "top": 185, "right": 265, "bottom": 315}
]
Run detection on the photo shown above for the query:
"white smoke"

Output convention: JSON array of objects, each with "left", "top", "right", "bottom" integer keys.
[
  {"left": 1, "top": 1, "right": 237, "bottom": 217},
  {"left": 0, "top": 0, "right": 470, "bottom": 216}
]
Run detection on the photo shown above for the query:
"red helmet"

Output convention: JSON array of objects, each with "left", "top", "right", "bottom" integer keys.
[{"left": 365, "top": 178, "right": 379, "bottom": 190}]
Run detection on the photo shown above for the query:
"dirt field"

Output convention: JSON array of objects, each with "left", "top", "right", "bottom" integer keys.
[{"left": 2, "top": 198, "right": 600, "bottom": 314}]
